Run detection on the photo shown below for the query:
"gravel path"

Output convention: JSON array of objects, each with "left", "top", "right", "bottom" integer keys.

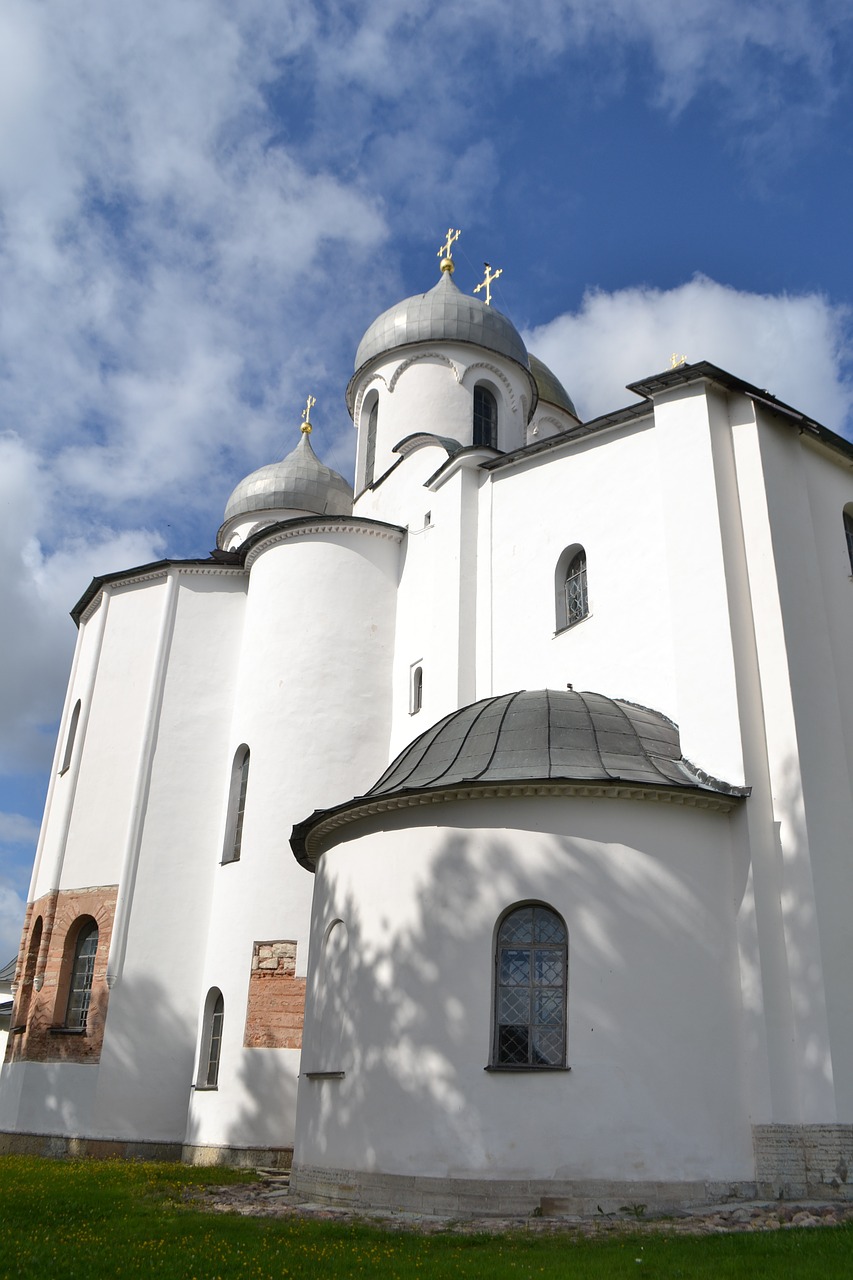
[{"left": 195, "top": 1175, "right": 853, "bottom": 1236}]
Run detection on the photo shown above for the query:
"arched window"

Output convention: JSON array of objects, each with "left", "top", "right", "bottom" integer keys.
[
  {"left": 492, "top": 904, "right": 567, "bottom": 1069},
  {"left": 410, "top": 665, "right": 423, "bottom": 715},
  {"left": 364, "top": 398, "right": 378, "bottom": 488},
  {"left": 844, "top": 506, "right": 853, "bottom": 573},
  {"left": 15, "top": 917, "right": 42, "bottom": 1028},
  {"left": 473, "top": 385, "right": 498, "bottom": 449},
  {"left": 555, "top": 546, "right": 589, "bottom": 631},
  {"left": 59, "top": 700, "right": 81, "bottom": 775},
  {"left": 65, "top": 919, "right": 98, "bottom": 1030},
  {"left": 199, "top": 988, "right": 224, "bottom": 1088},
  {"left": 222, "top": 746, "right": 250, "bottom": 864}
]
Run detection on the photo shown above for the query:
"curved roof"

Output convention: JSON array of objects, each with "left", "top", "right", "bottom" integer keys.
[
  {"left": 291, "top": 689, "right": 748, "bottom": 867},
  {"left": 528, "top": 354, "right": 579, "bottom": 419},
  {"left": 353, "top": 271, "right": 529, "bottom": 376},
  {"left": 224, "top": 432, "right": 353, "bottom": 523}
]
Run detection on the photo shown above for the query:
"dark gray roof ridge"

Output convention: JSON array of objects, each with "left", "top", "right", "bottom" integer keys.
[{"left": 290, "top": 689, "right": 750, "bottom": 869}]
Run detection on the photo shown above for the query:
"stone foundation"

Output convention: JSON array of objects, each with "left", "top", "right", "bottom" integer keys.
[
  {"left": 0, "top": 1130, "right": 182, "bottom": 1162},
  {"left": 289, "top": 1165, "right": 759, "bottom": 1216},
  {"left": 0, "top": 1129, "right": 292, "bottom": 1170},
  {"left": 754, "top": 1124, "right": 853, "bottom": 1197}
]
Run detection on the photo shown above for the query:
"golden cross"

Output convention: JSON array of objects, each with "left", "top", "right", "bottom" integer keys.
[
  {"left": 474, "top": 262, "right": 503, "bottom": 306},
  {"left": 437, "top": 228, "right": 461, "bottom": 273},
  {"left": 301, "top": 394, "right": 316, "bottom": 433},
  {"left": 670, "top": 353, "right": 687, "bottom": 369}
]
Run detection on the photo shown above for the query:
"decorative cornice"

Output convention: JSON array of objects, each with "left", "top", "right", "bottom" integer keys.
[
  {"left": 388, "top": 351, "right": 460, "bottom": 394},
  {"left": 462, "top": 360, "right": 518, "bottom": 413},
  {"left": 77, "top": 562, "right": 246, "bottom": 624},
  {"left": 293, "top": 779, "right": 743, "bottom": 869},
  {"left": 352, "top": 373, "right": 389, "bottom": 427},
  {"left": 244, "top": 518, "right": 405, "bottom": 568}
]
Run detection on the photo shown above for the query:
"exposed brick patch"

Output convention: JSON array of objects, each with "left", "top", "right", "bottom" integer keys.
[
  {"left": 5, "top": 886, "right": 118, "bottom": 1066},
  {"left": 243, "top": 940, "right": 306, "bottom": 1050}
]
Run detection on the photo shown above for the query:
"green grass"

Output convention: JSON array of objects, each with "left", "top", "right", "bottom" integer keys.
[{"left": 1, "top": 1155, "right": 851, "bottom": 1279}]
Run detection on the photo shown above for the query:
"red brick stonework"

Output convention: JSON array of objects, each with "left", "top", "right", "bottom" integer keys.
[
  {"left": 243, "top": 940, "right": 306, "bottom": 1050},
  {"left": 5, "top": 886, "right": 118, "bottom": 1066}
]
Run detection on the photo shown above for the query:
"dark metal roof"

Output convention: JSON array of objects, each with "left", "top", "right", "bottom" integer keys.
[
  {"left": 290, "top": 689, "right": 748, "bottom": 868},
  {"left": 71, "top": 516, "right": 406, "bottom": 625},
  {"left": 528, "top": 353, "right": 578, "bottom": 419}
]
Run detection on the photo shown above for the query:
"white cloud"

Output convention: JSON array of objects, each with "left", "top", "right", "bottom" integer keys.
[
  {"left": 526, "top": 276, "right": 853, "bottom": 432},
  {"left": 0, "top": 813, "right": 40, "bottom": 846},
  {"left": 0, "top": 881, "right": 27, "bottom": 963}
]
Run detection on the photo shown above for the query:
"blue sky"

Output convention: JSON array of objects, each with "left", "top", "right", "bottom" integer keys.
[{"left": 1, "top": 0, "right": 853, "bottom": 958}]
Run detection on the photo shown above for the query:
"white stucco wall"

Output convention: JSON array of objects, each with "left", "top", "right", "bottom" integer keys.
[{"left": 295, "top": 795, "right": 754, "bottom": 1184}]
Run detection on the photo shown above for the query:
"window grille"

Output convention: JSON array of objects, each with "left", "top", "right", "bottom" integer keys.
[
  {"left": 65, "top": 921, "right": 98, "bottom": 1030},
  {"left": 564, "top": 550, "right": 588, "bottom": 626},
  {"left": 473, "top": 386, "right": 498, "bottom": 449},
  {"left": 494, "top": 905, "right": 567, "bottom": 1068}
]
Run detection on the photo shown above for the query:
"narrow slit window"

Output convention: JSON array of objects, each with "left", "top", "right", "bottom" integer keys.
[
  {"left": 844, "top": 508, "right": 853, "bottom": 573},
  {"left": 200, "top": 989, "right": 224, "bottom": 1088},
  {"left": 410, "top": 665, "right": 423, "bottom": 715},
  {"left": 59, "top": 701, "right": 81, "bottom": 775},
  {"left": 223, "top": 747, "right": 250, "bottom": 864},
  {"left": 364, "top": 399, "right": 378, "bottom": 488}
]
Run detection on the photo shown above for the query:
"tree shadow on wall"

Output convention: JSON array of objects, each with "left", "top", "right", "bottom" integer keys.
[{"left": 293, "top": 803, "right": 746, "bottom": 1181}]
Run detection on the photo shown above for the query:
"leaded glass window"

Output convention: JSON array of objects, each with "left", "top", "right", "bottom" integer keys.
[
  {"left": 473, "top": 386, "right": 497, "bottom": 449},
  {"left": 844, "top": 509, "right": 853, "bottom": 574},
  {"left": 564, "top": 550, "right": 588, "bottom": 627},
  {"left": 494, "top": 905, "right": 567, "bottom": 1068},
  {"left": 205, "top": 991, "right": 224, "bottom": 1087},
  {"left": 65, "top": 920, "right": 98, "bottom": 1030}
]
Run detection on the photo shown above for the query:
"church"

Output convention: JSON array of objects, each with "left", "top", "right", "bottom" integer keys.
[{"left": 3, "top": 233, "right": 853, "bottom": 1215}]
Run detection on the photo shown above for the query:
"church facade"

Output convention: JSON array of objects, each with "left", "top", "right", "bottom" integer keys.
[{"left": 3, "top": 248, "right": 853, "bottom": 1213}]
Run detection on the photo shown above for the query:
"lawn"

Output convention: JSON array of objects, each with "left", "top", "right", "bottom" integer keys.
[{"left": 1, "top": 1156, "right": 851, "bottom": 1279}]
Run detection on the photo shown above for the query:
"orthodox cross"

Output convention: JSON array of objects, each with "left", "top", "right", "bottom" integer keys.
[
  {"left": 670, "top": 353, "right": 687, "bottom": 369},
  {"left": 438, "top": 228, "right": 461, "bottom": 273},
  {"left": 474, "top": 262, "right": 503, "bottom": 306},
  {"left": 301, "top": 394, "right": 316, "bottom": 433}
]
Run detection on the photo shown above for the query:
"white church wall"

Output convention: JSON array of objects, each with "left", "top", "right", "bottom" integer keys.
[
  {"left": 187, "top": 524, "right": 401, "bottom": 1153},
  {"left": 740, "top": 414, "right": 853, "bottom": 1122},
  {"left": 294, "top": 795, "right": 753, "bottom": 1185},
  {"left": 0, "top": 1062, "right": 99, "bottom": 1137},
  {"left": 86, "top": 571, "right": 248, "bottom": 1143},
  {"left": 485, "top": 415, "right": 679, "bottom": 718}
]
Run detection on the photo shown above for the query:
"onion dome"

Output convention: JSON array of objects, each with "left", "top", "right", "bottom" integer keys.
[
  {"left": 528, "top": 354, "right": 579, "bottom": 419},
  {"left": 353, "top": 271, "right": 529, "bottom": 378},
  {"left": 224, "top": 430, "right": 353, "bottom": 522},
  {"left": 291, "top": 689, "right": 748, "bottom": 867}
]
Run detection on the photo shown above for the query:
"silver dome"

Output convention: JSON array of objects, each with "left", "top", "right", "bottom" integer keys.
[
  {"left": 353, "top": 271, "right": 529, "bottom": 376},
  {"left": 224, "top": 432, "right": 353, "bottom": 523},
  {"left": 528, "top": 354, "right": 579, "bottom": 419}
]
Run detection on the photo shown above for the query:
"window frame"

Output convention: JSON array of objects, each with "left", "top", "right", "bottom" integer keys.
[
  {"left": 59, "top": 700, "right": 81, "bottom": 775},
  {"left": 410, "top": 664, "right": 423, "bottom": 715},
  {"left": 489, "top": 903, "right": 568, "bottom": 1072},
  {"left": 64, "top": 918, "right": 99, "bottom": 1031},
  {"left": 197, "top": 988, "right": 224, "bottom": 1089},
  {"left": 554, "top": 544, "right": 589, "bottom": 632},
  {"left": 473, "top": 384, "right": 498, "bottom": 450},
  {"left": 221, "top": 745, "right": 250, "bottom": 865}
]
